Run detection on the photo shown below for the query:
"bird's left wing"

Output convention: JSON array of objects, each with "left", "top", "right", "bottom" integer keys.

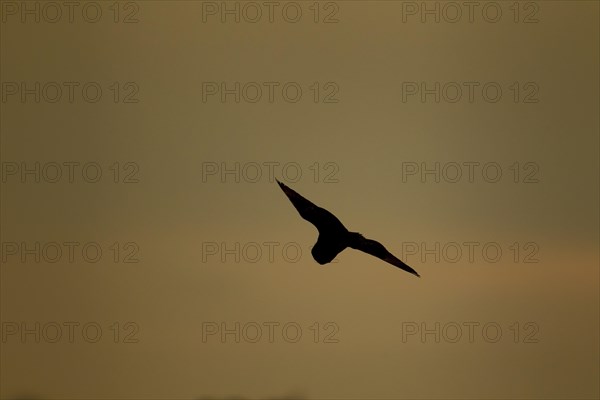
[
  {"left": 276, "top": 179, "right": 346, "bottom": 233},
  {"left": 350, "top": 235, "right": 420, "bottom": 277}
]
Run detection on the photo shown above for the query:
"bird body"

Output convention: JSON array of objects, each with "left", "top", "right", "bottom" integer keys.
[{"left": 276, "top": 180, "right": 420, "bottom": 277}]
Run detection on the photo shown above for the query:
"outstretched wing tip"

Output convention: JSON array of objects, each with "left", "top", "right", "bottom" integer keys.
[
  {"left": 351, "top": 234, "right": 421, "bottom": 278},
  {"left": 403, "top": 263, "right": 421, "bottom": 278},
  {"left": 397, "top": 262, "right": 421, "bottom": 278}
]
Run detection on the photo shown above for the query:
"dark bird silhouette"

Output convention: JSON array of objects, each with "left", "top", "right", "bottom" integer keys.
[{"left": 276, "top": 180, "right": 420, "bottom": 277}]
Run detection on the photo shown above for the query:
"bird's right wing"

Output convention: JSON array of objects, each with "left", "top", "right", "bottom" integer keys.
[
  {"left": 276, "top": 179, "right": 346, "bottom": 232},
  {"left": 350, "top": 234, "right": 420, "bottom": 277}
]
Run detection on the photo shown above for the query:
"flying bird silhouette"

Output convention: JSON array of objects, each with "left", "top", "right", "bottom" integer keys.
[{"left": 276, "top": 180, "right": 420, "bottom": 277}]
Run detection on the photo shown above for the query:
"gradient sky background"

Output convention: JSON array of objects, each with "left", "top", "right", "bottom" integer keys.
[{"left": 1, "top": 1, "right": 599, "bottom": 399}]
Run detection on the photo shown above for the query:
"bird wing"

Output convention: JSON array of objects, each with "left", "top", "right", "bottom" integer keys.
[
  {"left": 350, "top": 235, "right": 420, "bottom": 277},
  {"left": 276, "top": 180, "right": 346, "bottom": 234}
]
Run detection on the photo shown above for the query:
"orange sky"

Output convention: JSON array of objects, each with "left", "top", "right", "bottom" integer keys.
[{"left": 1, "top": 1, "right": 598, "bottom": 399}]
